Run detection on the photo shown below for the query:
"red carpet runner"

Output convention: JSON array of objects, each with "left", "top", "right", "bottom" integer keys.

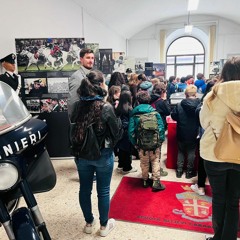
[{"left": 109, "top": 176, "right": 214, "bottom": 234}]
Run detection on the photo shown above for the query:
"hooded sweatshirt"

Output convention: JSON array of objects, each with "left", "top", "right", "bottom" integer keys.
[
  {"left": 171, "top": 97, "right": 201, "bottom": 141},
  {"left": 200, "top": 81, "right": 240, "bottom": 162}
]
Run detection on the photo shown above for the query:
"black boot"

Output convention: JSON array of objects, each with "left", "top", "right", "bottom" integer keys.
[
  {"left": 143, "top": 178, "right": 153, "bottom": 188},
  {"left": 176, "top": 168, "right": 183, "bottom": 178},
  {"left": 185, "top": 169, "right": 196, "bottom": 179}
]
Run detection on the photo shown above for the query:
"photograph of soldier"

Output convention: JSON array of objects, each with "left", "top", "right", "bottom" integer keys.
[{"left": 24, "top": 78, "right": 48, "bottom": 97}]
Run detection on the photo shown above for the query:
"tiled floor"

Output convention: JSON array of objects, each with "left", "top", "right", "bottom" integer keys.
[{"left": 0, "top": 141, "right": 214, "bottom": 240}]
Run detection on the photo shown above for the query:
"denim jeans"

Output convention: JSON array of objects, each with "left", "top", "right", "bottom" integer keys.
[
  {"left": 75, "top": 148, "right": 114, "bottom": 226},
  {"left": 204, "top": 160, "right": 240, "bottom": 240}
]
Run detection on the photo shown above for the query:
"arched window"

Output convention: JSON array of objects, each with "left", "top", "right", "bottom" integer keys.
[{"left": 166, "top": 36, "right": 205, "bottom": 79}]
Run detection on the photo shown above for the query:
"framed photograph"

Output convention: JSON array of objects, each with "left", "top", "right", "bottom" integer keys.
[
  {"left": 40, "top": 98, "right": 60, "bottom": 113},
  {"left": 135, "top": 58, "right": 147, "bottom": 74},
  {"left": 25, "top": 98, "right": 40, "bottom": 113},
  {"left": 24, "top": 78, "right": 47, "bottom": 97},
  {"left": 15, "top": 38, "right": 85, "bottom": 72},
  {"left": 47, "top": 77, "right": 69, "bottom": 93},
  {"left": 152, "top": 63, "right": 166, "bottom": 78},
  {"left": 99, "top": 49, "right": 113, "bottom": 74},
  {"left": 112, "top": 52, "right": 125, "bottom": 73}
]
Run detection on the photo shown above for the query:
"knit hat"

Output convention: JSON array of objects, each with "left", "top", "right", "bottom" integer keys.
[
  {"left": 139, "top": 81, "right": 152, "bottom": 90},
  {"left": 137, "top": 90, "right": 151, "bottom": 103}
]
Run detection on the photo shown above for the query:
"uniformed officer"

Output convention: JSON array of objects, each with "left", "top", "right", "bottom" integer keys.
[{"left": 0, "top": 53, "right": 21, "bottom": 93}]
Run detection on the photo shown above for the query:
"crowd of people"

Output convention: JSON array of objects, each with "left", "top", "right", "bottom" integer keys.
[
  {"left": 65, "top": 48, "right": 240, "bottom": 240},
  {"left": 0, "top": 48, "right": 239, "bottom": 240}
]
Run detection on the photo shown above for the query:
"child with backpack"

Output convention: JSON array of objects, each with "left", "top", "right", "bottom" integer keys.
[{"left": 128, "top": 91, "right": 166, "bottom": 192}]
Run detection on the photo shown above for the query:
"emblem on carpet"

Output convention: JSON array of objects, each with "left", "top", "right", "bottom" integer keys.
[{"left": 109, "top": 176, "right": 213, "bottom": 234}]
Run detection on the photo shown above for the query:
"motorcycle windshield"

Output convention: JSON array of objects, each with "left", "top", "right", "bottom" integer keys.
[{"left": 0, "top": 82, "right": 31, "bottom": 135}]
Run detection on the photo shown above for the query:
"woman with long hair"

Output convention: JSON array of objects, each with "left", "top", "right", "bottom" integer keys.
[
  {"left": 71, "top": 70, "right": 122, "bottom": 237},
  {"left": 200, "top": 57, "right": 240, "bottom": 240}
]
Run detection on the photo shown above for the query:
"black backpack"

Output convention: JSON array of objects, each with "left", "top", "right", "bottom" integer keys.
[{"left": 69, "top": 122, "right": 101, "bottom": 160}]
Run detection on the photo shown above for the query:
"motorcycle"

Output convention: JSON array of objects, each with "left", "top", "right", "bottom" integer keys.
[{"left": 0, "top": 82, "right": 57, "bottom": 240}]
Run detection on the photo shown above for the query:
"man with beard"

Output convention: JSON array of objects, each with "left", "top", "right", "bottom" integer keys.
[{"left": 68, "top": 48, "right": 95, "bottom": 117}]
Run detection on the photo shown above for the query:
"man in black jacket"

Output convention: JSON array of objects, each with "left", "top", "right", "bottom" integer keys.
[{"left": 171, "top": 85, "right": 200, "bottom": 179}]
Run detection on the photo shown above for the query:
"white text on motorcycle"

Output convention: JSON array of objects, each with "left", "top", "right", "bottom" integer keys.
[{"left": 0, "top": 131, "right": 41, "bottom": 158}]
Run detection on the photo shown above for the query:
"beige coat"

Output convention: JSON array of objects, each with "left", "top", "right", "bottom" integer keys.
[{"left": 200, "top": 81, "right": 240, "bottom": 162}]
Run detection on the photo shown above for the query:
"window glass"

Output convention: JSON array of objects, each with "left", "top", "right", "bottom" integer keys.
[
  {"left": 176, "top": 56, "right": 194, "bottom": 64},
  {"left": 166, "top": 65, "right": 175, "bottom": 79},
  {"left": 167, "top": 56, "right": 175, "bottom": 64},
  {"left": 195, "top": 64, "right": 204, "bottom": 74},
  {"left": 196, "top": 55, "right": 204, "bottom": 63},
  {"left": 176, "top": 65, "right": 193, "bottom": 78},
  {"left": 168, "top": 37, "right": 204, "bottom": 55},
  {"left": 166, "top": 37, "right": 205, "bottom": 79}
]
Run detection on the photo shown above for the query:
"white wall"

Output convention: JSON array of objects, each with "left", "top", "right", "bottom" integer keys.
[
  {"left": 128, "top": 15, "right": 240, "bottom": 74},
  {"left": 0, "top": 0, "right": 126, "bottom": 61}
]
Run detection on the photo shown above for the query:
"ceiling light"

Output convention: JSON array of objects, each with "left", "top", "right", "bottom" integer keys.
[
  {"left": 187, "top": 0, "right": 199, "bottom": 11},
  {"left": 185, "top": 24, "right": 193, "bottom": 33}
]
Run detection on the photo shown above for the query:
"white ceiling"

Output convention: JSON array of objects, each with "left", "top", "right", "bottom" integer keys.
[{"left": 72, "top": 0, "right": 240, "bottom": 39}]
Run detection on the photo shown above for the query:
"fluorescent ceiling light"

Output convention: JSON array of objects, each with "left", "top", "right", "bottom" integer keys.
[
  {"left": 185, "top": 24, "right": 193, "bottom": 33},
  {"left": 188, "top": 0, "right": 199, "bottom": 11}
]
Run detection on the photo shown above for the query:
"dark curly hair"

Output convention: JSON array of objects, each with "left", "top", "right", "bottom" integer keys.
[{"left": 74, "top": 70, "right": 107, "bottom": 143}]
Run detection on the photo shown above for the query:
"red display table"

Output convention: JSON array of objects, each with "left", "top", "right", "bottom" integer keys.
[
  {"left": 166, "top": 116, "right": 178, "bottom": 169},
  {"left": 166, "top": 116, "right": 199, "bottom": 170}
]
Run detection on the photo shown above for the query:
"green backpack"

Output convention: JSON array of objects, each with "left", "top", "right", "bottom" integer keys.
[{"left": 136, "top": 112, "right": 160, "bottom": 151}]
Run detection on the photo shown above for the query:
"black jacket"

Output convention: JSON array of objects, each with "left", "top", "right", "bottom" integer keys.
[
  {"left": 0, "top": 72, "right": 19, "bottom": 91},
  {"left": 71, "top": 101, "right": 123, "bottom": 150},
  {"left": 171, "top": 97, "right": 200, "bottom": 142},
  {"left": 150, "top": 94, "right": 171, "bottom": 130}
]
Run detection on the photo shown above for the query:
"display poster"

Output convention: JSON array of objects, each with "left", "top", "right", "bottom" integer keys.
[
  {"left": 112, "top": 52, "right": 125, "bottom": 73},
  {"left": 152, "top": 63, "right": 166, "bottom": 78},
  {"left": 135, "top": 58, "right": 147, "bottom": 74},
  {"left": 15, "top": 38, "right": 85, "bottom": 72},
  {"left": 144, "top": 62, "right": 153, "bottom": 77},
  {"left": 99, "top": 49, "right": 113, "bottom": 74}
]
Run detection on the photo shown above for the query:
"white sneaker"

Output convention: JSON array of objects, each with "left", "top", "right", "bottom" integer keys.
[
  {"left": 83, "top": 219, "right": 96, "bottom": 234},
  {"left": 116, "top": 167, "right": 123, "bottom": 173},
  {"left": 190, "top": 184, "right": 205, "bottom": 196},
  {"left": 100, "top": 218, "right": 116, "bottom": 237},
  {"left": 122, "top": 167, "right": 137, "bottom": 174}
]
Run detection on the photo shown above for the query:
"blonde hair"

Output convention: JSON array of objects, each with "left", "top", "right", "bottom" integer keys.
[
  {"left": 151, "top": 78, "right": 160, "bottom": 86},
  {"left": 128, "top": 73, "right": 139, "bottom": 86},
  {"left": 185, "top": 85, "right": 197, "bottom": 97}
]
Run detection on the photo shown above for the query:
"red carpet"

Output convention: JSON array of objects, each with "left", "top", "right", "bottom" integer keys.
[{"left": 109, "top": 176, "right": 214, "bottom": 234}]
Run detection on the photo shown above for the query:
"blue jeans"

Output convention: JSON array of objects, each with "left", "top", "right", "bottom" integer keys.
[
  {"left": 75, "top": 148, "right": 114, "bottom": 226},
  {"left": 204, "top": 160, "right": 240, "bottom": 240}
]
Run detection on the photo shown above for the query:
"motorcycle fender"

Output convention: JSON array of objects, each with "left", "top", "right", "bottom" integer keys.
[{"left": 12, "top": 207, "right": 40, "bottom": 240}]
